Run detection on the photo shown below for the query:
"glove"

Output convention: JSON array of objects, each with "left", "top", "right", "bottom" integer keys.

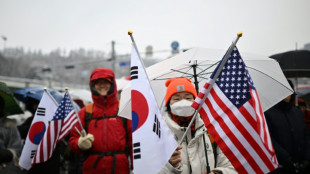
[
  {"left": 78, "top": 134, "right": 94, "bottom": 150},
  {"left": 282, "top": 161, "right": 301, "bottom": 174}
]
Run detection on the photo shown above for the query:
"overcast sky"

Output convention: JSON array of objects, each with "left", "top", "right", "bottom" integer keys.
[{"left": 1, "top": 0, "right": 310, "bottom": 57}]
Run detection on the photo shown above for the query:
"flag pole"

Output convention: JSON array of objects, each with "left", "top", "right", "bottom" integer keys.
[
  {"left": 128, "top": 30, "right": 148, "bottom": 74},
  {"left": 44, "top": 88, "right": 59, "bottom": 107},
  {"left": 66, "top": 88, "right": 86, "bottom": 136},
  {"left": 179, "top": 32, "right": 243, "bottom": 145},
  {"left": 128, "top": 30, "right": 160, "bottom": 107}
]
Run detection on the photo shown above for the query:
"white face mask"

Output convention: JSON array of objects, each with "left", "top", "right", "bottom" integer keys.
[{"left": 170, "top": 99, "right": 195, "bottom": 117}]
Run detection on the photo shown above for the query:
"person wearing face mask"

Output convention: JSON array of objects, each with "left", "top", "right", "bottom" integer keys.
[
  {"left": 158, "top": 78, "right": 236, "bottom": 174},
  {"left": 69, "top": 68, "right": 132, "bottom": 174}
]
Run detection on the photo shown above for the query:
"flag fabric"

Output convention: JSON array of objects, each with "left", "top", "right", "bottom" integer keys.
[
  {"left": 32, "top": 92, "right": 78, "bottom": 165},
  {"left": 130, "top": 44, "right": 178, "bottom": 174},
  {"left": 192, "top": 47, "right": 278, "bottom": 174},
  {"left": 19, "top": 91, "right": 58, "bottom": 170}
]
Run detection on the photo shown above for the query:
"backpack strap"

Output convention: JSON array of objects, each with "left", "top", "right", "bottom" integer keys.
[
  {"left": 84, "top": 103, "right": 130, "bottom": 168},
  {"left": 212, "top": 142, "right": 218, "bottom": 168},
  {"left": 121, "top": 117, "right": 130, "bottom": 157},
  {"left": 85, "top": 103, "right": 94, "bottom": 133},
  {"left": 93, "top": 115, "right": 117, "bottom": 127},
  {"left": 208, "top": 133, "right": 218, "bottom": 168}
]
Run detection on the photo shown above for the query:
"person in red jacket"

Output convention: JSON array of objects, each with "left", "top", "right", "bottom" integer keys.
[{"left": 69, "top": 68, "right": 132, "bottom": 174}]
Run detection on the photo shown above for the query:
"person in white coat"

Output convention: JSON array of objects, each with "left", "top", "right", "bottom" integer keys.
[{"left": 159, "top": 78, "right": 237, "bottom": 174}]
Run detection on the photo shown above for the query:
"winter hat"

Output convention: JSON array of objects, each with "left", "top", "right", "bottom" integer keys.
[{"left": 165, "top": 78, "right": 197, "bottom": 106}]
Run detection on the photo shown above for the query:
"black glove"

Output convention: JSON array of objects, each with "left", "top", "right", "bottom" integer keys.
[
  {"left": 284, "top": 161, "right": 303, "bottom": 174},
  {"left": 0, "top": 147, "right": 13, "bottom": 163}
]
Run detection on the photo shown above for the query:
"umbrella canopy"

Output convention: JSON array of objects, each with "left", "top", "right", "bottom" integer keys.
[
  {"left": 270, "top": 50, "right": 310, "bottom": 78},
  {"left": 14, "top": 87, "right": 63, "bottom": 104},
  {"left": 116, "top": 77, "right": 131, "bottom": 91},
  {"left": 119, "top": 47, "right": 293, "bottom": 119},
  {"left": 0, "top": 81, "right": 24, "bottom": 116},
  {"left": 14, "top": 87, "right": 82, "bottom": 111},
  {"left": 69, "top": 89, "right": 93, "bottom": 106}
]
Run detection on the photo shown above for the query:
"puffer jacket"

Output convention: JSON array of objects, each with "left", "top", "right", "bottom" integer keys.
[
  {"left": 158, "top": 113, "right": 237, "bottom": 174},
  {"left": 265, "top": 100, "right": 310, "bottom": 167},
  {"left": 69, "top": 68, "right": 132, "bottom": 174},
  {"left": 0, "top": 118, "right": 22, "bottom": 166}
]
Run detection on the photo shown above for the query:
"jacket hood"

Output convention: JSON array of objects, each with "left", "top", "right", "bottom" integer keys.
[{"left": 89, "top": 68, "right": 118, "bottom": 109}]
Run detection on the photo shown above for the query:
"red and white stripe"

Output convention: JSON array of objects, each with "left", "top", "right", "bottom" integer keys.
[
  {"left": 192, "top": 82, "right": 278, "bottom": 174},
  {"left": 58, "top": 110, "right": 77, "bottom": 142},
  {"left": 32, "top": 110, "right": 77, "bottom": 165}
]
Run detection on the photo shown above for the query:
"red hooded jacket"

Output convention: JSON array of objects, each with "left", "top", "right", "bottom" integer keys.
[{"left": 69, "top": 68, "right": 132, "bottom": 174}]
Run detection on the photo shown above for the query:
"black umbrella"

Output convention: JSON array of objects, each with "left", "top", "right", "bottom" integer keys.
[{"left": 270, "top": 50, "right": 310, "bottom": 78}]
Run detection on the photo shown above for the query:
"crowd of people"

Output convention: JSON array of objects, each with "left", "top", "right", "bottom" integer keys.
[{"left": 1, "top": 68, "right": 310, "bottom": 174}]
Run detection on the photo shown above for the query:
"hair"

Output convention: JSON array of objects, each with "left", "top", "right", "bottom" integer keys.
[
  {"left": 166, "top": 100, "right": 171, "bottom": 112},
  {"left": 287, "top": 79, "right": 296, "bottom": 104},
  {"left": 25, "top": 97, "right": 40, "bottom": 115},
  {"left": 298, "top": 99, "right": 307, "bottom": 107}
]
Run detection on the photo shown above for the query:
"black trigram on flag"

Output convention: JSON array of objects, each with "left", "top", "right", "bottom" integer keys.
[
  {"left": 133, "top": 142, "right": 141, "bottom": 160},
  {"left": 131, "top": 66, "right": 138, "bottom": 80},
  {"left": 36, "top": 107, "right": 46, "bottom": 116},
  {"left": 30, "top": 150, "right": 36, "bottom": 158},
  {"left": 153, "top": 114, "right": 161, "bottom": 138}
]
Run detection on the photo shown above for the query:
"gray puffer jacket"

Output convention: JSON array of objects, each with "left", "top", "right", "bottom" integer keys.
[{"left": 0, "top": 118, "right": 22, "bottom": 167}]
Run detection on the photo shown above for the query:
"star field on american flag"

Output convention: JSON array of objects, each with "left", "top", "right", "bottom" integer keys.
[
  {"left": 212, "top": 47, "right": 255, "bottom": 108},
  {"left": 52, "top": 93, "right": 73, "bottom": 120}
]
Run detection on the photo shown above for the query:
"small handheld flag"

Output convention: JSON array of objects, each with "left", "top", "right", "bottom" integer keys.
[
  {"left": 19, "top": 90, "right": 58, "bottom": 170},
  {"left": 32, "top": 91, "right": 78, "bottom": 165}
]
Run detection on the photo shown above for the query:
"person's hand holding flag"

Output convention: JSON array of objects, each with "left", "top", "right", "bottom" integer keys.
[
  {"left": 168, "top": 145, "right": 182, "bottom": 168},
  {"left": 78, "top": 133, "right": 94, "bottom": 150}
]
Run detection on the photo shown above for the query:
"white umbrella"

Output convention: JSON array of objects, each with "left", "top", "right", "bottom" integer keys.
[
  {"left": 116, "top": 77, "right": 130, "bottom": 91},
  {"left": 119, "top": 47, "right": 293, "bottom": 119},
  {"left": 69, "top": 89, "right": 93, "bottom": 106}
]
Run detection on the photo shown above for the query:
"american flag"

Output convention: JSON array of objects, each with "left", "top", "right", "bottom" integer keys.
[
  {"left": 32, "top": 92, "right": 78, "bottom": 165},
  {"left": 192, "top": 47, "right": 278, "bottom": 174}
]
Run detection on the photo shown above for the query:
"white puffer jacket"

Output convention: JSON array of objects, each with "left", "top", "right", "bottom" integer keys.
[{"left": 158, "top": 113, "right": 237, "bottom": 174}]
